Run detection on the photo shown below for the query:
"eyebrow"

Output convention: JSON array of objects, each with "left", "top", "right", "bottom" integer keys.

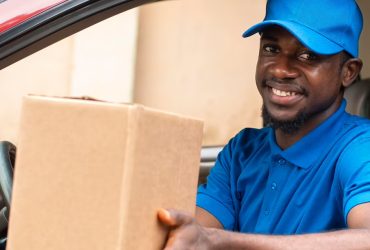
[
  {"left": 260, "top": 33, "right": 311, "bottom": 52},
  {"left": 260, "top": 34, "right": 278, "bottom": 42}
]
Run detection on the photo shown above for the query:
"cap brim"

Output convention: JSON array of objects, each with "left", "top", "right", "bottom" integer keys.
[{"left": 242, "top": 20, "right": 343, "bottom": 55}]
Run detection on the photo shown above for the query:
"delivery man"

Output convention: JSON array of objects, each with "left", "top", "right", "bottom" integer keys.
[{"left": 159, "top": 0, "right": 370, "bottom": 249}]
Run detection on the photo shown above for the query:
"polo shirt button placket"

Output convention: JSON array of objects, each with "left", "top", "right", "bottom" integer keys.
[{"left": 271, "top": 182, "right": 277, "bottom": 190}]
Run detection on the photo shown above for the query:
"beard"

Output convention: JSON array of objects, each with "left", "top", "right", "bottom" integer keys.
[{"left": 262, "top": 105, "right": 309, "bottom": 135}]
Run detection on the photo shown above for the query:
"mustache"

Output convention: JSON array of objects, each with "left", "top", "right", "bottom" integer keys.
[{"left": 262, "top": 78, "right": 308, "bottom": 96}]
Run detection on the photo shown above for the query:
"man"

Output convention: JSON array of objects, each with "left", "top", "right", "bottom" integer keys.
[{"left": 159, "top": 0, "right": 370, "bottom": 249}]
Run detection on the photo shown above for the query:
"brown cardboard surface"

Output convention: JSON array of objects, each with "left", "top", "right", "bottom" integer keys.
[{"left": 7, "top": 96, "right": 203, "bottom": 250}]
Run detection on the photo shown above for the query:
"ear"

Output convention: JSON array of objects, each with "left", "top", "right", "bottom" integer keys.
[{"left": 341, "top": 58, "right": 363, "bottom": 88}]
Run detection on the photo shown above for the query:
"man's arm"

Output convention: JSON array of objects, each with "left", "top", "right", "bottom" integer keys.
[
  {"left": 195, "top": 207, "right": 223, "bottom": 228},
  {"left": 158, "top": 203, "right": 370, "bottom": 250}
]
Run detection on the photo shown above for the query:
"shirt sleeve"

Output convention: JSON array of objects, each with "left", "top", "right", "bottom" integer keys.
[
  {"left": 196, "top": 135, "right": 239, "bottom": 230},
  {"left": 337, "top": 135, "right": 370, "bottom": 224}
]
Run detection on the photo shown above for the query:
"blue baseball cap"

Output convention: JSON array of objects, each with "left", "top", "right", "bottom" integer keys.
[{"left": 243, "top": 0, "right": 363, "bottom": 57}]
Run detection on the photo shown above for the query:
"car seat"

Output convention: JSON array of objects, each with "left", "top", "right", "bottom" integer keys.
[
  {"left": 0, "top": 141, "right": 15, "bottom": 250},
  {"left": 344, "top": 78, "right": 370, "bottom": 118}
]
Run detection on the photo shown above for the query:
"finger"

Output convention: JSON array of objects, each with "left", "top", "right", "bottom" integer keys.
[
  {"left": 158, "top": 208, "right": 176, "bottom": 226},
  {"left": 158, "top": 209, "right": 194, "bottom": 227}
]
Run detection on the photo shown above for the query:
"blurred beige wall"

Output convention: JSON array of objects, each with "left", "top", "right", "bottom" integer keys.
[
  {"left": 134, "top": 0, "right": 265, "bottom": 145},
  {"left": 71, "top": 9, "right": 139, "bottom": 102}
]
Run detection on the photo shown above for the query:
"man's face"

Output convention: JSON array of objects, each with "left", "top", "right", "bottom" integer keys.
[{"left": 256, "top": 26, "right": 345, "bottom": 130}]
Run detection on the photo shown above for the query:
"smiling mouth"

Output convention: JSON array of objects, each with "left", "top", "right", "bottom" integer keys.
[
  {"left": 266, "top": 86, "right": 305, "bottom": 106},
  {"left": 271, "top": 87, "right": 298, "bottom": 97}
]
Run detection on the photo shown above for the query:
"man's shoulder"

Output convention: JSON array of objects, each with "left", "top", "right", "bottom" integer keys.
[
  {"left": 335, "top": 114, "right": 370, "bottom": 158},
  {"left": 216, "top": 127, "right": 272, "bottom": 168},
  {"left": 227, "top": 127, "right": 271, "bottom": 151},
  {"left": 234, "top": 126, "right": 271, "bottom": 140},
  {"left": 343, "top": 113, "right": 370, "bottom": 136}
]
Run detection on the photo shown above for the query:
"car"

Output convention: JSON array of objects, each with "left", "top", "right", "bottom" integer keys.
[{"left": 0, "top": 0, "right": 369, "bottom": 249}]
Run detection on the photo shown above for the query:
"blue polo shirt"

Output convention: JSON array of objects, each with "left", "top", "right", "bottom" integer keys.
[{"left": 197, "top": 101, "right": 370, "bottom": 234}]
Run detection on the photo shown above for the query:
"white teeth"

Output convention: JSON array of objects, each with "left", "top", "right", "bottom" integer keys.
[{"left": 272, "top": 88, "right": 297, "bottom": 97}]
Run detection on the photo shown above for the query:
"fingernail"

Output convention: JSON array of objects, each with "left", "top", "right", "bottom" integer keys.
[{"left": 162, "top": 209, "right": 171, "bottom": 220}]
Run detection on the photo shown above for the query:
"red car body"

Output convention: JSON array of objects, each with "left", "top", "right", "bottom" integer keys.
[{"left": 0, "top": 0, "right": 68, "bottom": 33}]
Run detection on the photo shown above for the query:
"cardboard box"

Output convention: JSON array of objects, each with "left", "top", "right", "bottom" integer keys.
[{"left": 7, "top": 96, "right": 203, "bottom": 250}]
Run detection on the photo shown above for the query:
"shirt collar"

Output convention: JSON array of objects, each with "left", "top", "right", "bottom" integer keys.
[{"left": 268, "top": 100, "right": 348, "bottom": 169}]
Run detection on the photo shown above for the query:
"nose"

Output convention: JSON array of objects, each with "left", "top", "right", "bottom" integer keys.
[{"left": 268, "top": 56, "right": 299, "bottom": 80}]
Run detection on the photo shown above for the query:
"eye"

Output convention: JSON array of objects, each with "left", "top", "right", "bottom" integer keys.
[
  {"left": 262, "top": 44, "right": 279, "bottom": 54},
  {"left": 298, "top": 51, "right": 318, "bottom": 61}
]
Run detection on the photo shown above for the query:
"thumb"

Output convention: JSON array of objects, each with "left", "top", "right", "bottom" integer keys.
[{"left": 157, "top": 208, "right": 193, "bottom": 227}]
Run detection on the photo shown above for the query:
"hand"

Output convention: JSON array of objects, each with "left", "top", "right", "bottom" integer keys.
[{"left": 158, "top": 208, "right": 215, "bottom": 250}]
